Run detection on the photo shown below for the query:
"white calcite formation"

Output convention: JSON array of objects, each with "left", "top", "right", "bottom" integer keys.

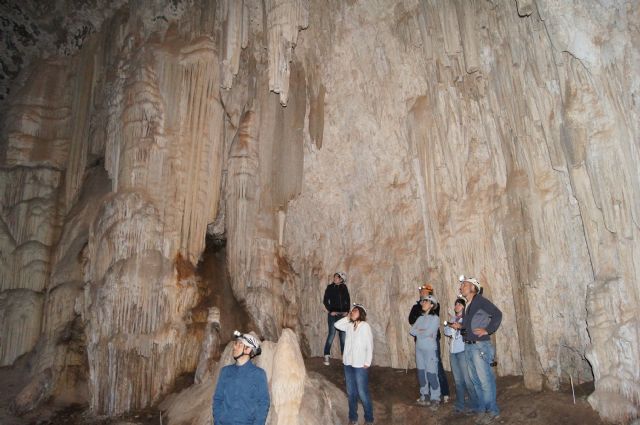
[
  {"left": 161, "top": 329, "right": 345, "bottom": 425},
  {"left": 0, "top": 0, "right": 638, "bottom": 423}
]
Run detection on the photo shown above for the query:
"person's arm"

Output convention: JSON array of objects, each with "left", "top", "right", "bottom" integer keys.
[
  {"left": 363, "top": 323, "right": 373, "bottom": 367},
  {"left": 408, "top": 303, "right": 421, "bottom": 325},
  {"left": 334, "top": 316, "right": 350, "bottom": 331},
  {"left": 323, "top": 286, "right": 331, "bottom": 312},
  {"left": 443, "top": 318, "right": 455, "bottom": 337},
  {"left": 343, "top": 286, "right": 351, "bottom": 314},
  {"left": 484, "top": 299, "right": 503, "bottom": 335},
  {"left": 212, "top": 368, "right": 228, "bottom": 425},
  {"left": 426, "top": 315, "right": 440, "bottom": 339},
  {"left": 409, "top": 316, "right": 420, "bottom": 337},
  {"left": 253, "top": 369, "right": 270, "bottom": 425}
]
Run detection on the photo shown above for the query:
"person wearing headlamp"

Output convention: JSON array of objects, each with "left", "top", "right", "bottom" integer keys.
[
  {"left": 212, "top": 331, "right": 270, "bottom": 425},
  {"left": 448, "top": 276, "right": 502, "bottom": 424},
  {"left": 335, "top": 303, "right": 374, "bottom": 425}
]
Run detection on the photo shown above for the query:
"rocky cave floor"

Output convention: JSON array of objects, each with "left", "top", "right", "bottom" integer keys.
[{"left": 0, "top": 357, "right": 605, "bottom": 425}]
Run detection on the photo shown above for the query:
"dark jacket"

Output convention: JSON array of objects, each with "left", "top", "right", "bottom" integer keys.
[
  {"left": 212, "top": 361, "right": 270, "bottom": 425},
  {"left": 323, "top": 283, "right": 350, "bottom": 313},
  {"left": 408, "top": 302, "right": 422, "bottom": 325},
  {"left": 461, "top": 294, "right": 502, "bottom": 342}
]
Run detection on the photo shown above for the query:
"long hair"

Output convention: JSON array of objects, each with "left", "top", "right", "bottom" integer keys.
[{"left": 351, "top": 305, "right": 367, "bottom": 322}]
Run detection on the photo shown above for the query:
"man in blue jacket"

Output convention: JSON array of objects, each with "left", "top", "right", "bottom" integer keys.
[
  {"left": 449, "top": 276, "right": 502, "bottom": 425},
  {"left": 213, "top": 331, "right": 270, "bottom": 425}
]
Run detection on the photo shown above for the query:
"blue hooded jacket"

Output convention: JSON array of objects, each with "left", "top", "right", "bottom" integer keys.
[{"left": 213, "top": 361, "right": 270, "bottom": 425}]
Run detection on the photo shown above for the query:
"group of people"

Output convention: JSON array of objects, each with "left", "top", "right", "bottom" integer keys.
[
  {"left": 408, "top": 276, "right": 503, "bottom": 425},
  {"left": 321, "top": 272, "right": 503, "bottom": 425},
  {"left": 211, "top": 271, "right": 502, "bottom": 425}
]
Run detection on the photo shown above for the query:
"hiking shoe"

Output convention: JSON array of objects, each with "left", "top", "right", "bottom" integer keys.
[
  {"left": 443, "top": 395, "right": 449, "bottom": 403},
  {"left": 323, "top": 355, "right": 330, "bottom": 366}
]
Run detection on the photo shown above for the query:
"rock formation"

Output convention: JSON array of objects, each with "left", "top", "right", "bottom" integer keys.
[
  {"left": 0, "top": 0, "right": 638, "bottom": 423},
  {"left": 161, "top": 329, "right": 345, "bottom": 425}
]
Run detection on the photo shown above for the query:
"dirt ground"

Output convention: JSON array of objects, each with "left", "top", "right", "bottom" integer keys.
[
  {"left": 1, "top": 356, "right": 606, "bottom": 425},
  {"left": 306, "top": 356, "right": 606, "bottom": 425}
]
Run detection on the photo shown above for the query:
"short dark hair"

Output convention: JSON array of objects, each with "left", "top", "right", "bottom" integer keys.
[
  {"left": 351, "top": 305, "right": 367, "bottom": 321},
  {"left": 455, "top": 298, "right": 466, "bottom": 307}
]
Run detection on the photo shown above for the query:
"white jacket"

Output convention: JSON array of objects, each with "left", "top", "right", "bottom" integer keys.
[{"left": 334, "top": 317, "right": 373, "bottom": 367}]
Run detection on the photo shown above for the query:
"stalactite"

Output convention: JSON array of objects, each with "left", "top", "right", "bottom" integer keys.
[
  {"left": 81, "top": 25, "right": 225, "bottom": 414},
  {"left": 226, "top": 110, "right": 259, "bottom": 302},
  {"left": 220, "top": 0, "right": 248, "bottom": 89},
  {"left": 264, "top": 0, "right": 309, "bottom": 105},
  {"left": 64, "top": 37, "right": 98, "bottom": 213}
]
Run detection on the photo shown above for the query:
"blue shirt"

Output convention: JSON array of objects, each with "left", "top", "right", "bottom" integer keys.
[
  {"left": 443, "top": 315, "right": 465, "bottom": 354},
  {"left": 213, "top": 361, "right": 270, "bottom": 425},
  {"left": 409, "top": 314, "right": 439, "bottom": 351}
]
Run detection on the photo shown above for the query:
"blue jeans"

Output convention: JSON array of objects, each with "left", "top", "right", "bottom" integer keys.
[
  {"left": 344, "top": 365, "right": 374, "bottom": 423},
  {"left": 465, "top": 341, "right": 499, "bottom": 416},
  {"left": 323, "top": 313, "right": 345, "bottom": 355},
  {"left": 450, "top": 351, "right": 479, "bottom": 412}
]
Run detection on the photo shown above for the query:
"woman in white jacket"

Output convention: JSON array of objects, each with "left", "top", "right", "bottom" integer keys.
[{"left": 335, "top": 303, "right": 374, "bottom": 425}]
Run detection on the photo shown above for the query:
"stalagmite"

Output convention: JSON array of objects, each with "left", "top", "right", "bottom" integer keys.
[
  {"left": 194, "top": 307, "right": 221, "bottom": 384},
  {"left": 270, "top": 329, "right": 306, "bottom": 425}
]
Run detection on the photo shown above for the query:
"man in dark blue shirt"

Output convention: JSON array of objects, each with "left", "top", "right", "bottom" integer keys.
[
  {"left": 449, "top": 276, "right": 502, "bottom": 424},
  {"left": 213, "top": 331, "right": 270, "bottom": 425}
]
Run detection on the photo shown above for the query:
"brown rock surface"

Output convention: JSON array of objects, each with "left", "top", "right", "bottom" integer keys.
[{"left": 0, "top": 0, "right": 638, "bottom": 423}]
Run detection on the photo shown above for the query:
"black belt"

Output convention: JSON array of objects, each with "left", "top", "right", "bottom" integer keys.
[{"left": 464, "top": 341, "right": 477, "bottom": 344}]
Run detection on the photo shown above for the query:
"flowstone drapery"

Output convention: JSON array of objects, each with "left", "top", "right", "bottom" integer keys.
[{"left": 0, "top": 0, "right": 638, "bottom": 422}]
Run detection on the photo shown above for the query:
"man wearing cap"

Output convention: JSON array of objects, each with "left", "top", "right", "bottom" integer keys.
[
  {"left": 322, "top": 272, "right": 351, "bottom": 365},
  {"left": 212, "top": 331, "right": 270, "bottom": 425},
  {"left": 409, "top": 284, "right": 450, "bottom": 403},
  {"left": 449, "top": 276, "right": 502, "bottom": 424}
]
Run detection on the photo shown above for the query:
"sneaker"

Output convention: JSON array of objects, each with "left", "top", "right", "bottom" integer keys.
[
  {"left": 429, "top": 401, "right": 441, "bottom": 411},
  {"left": 416, "top": 396, "right": 427, "bottom": 406},
  {"left": 347, "top": 422, "right": 357, "bottom": 425},
  {"left": 476, "top": 413, "right": 500, "bottom": 425},
  {"left": 443, "top": 395, "right": 449, "bottom": 403},
  {"left": 475, "top": 413, "right": 488, "bottom": 425},
  {"left": 323, "top": 355, "right": 330, "bottom": 366}
]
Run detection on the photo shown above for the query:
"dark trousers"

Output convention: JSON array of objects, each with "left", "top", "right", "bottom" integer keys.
[
  {"left": 323, "top": 313, "right": 345, "bottom": 355},
  {"left": 436, "top": 343, "right": 450, "bottom": 397}
]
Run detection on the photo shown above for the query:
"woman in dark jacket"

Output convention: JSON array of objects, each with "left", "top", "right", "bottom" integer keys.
[{"left": 322, "top": 271, "right": 350, "bottom": 365}]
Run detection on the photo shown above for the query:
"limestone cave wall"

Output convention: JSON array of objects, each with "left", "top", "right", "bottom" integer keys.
[{"left": 0, "top": 0, "right": 638, "bottom": 422}]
